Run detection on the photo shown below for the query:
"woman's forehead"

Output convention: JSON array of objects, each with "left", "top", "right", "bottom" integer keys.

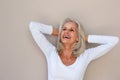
[{"left": 63, "top": 22, "right": 78, "bottom": 28}]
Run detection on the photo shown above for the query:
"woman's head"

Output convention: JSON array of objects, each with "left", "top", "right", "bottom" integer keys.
[
  {"left": 57, "top": 18, "right": 86, "bottom": 57},
  {"left": 60, "top": 20, "right": 79, "bottom": 45}
]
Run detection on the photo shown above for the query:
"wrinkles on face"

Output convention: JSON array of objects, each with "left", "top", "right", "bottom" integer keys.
[{"left": 60, "top": 22, "right": 79, "bottom": 45}]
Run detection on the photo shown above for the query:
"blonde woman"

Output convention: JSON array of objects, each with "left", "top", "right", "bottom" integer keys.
[{"left": 29, "top": 18, "right": 119, "bottom": 80}]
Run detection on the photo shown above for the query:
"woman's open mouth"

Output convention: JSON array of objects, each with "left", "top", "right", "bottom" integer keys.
[{"left": 63, "top": 35, "right": 71, "bottom": 39}]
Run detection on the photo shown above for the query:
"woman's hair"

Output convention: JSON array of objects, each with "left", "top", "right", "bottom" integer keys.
[{"left": 57, "top": 18, "right": 86, "bottom": 57}]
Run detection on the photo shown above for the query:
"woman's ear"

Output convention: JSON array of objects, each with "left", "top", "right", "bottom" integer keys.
[{"left": 76, "top": 38, "right": 79, "bottom": 43}]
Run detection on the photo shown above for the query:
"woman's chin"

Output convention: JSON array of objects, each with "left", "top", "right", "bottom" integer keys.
[{"left": 61, "top": 39, "right": 71, "bottom": 44}]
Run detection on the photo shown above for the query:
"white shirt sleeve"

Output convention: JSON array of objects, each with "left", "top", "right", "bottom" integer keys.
[
  {"left": 86, "top": 35, "right": 119, "bottom": 62},
  {"left": 29, "top": 21, "right": 55, "bottom": 58}
]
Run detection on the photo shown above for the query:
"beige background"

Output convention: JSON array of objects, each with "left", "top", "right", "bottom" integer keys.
[{"left": 0, "top": 0, "right": 120, "bottom": 80}]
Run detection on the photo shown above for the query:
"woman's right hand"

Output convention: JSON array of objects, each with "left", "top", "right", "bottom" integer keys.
[
  {"left": 85, "top": 35, "right": 88, "bottom": 42},
  {"left": 52, "top": 27, "right": 59, "bottom": 36}
]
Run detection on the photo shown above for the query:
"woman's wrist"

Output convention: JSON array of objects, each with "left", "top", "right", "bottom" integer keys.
[
  {"left": 52, "top": 27, "right": 59, "bottom": 36},
  {"left": 85, "top": 35, "right": 88, "bottom": 42}
]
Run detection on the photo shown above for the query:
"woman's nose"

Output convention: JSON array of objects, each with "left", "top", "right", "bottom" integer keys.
[{"left": 65, "top": 30, "right": 69, "bottom": 34}]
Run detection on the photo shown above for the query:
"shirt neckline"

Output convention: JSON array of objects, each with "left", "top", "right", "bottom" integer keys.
[{"left": 57, "top": 53, "right": 79, "bottom": 69}]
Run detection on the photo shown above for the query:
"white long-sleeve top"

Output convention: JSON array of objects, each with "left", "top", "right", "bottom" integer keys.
[{"left": 29, "top": 21, "right": 119, "bottom": 80}]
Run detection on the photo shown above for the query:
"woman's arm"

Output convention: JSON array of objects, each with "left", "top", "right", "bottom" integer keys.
[
  {"left": 52, "top": 27, "right": 59, "bottom": 36},
  {"left": 85, "top": 35, "right": 119, "bottom": 61},
  {"left": 85, "top": 35, "right": 88, "bottom": 43},
  {"left": 29, "top": 21, "right": 56, "bottom": 58}
]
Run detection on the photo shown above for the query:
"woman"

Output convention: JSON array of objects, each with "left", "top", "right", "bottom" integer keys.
[{"left": 29, "top": 18, "right": 119, "bottom": 80}]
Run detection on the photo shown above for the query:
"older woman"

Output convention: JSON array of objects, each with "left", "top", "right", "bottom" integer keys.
[{"left": 29, "top": 18, "right": 119, "bottom": 80}]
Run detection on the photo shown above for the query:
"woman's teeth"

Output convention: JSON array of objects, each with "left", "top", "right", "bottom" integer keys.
[{"left": 64, "top": 36, "right": 70, "bottom": 39}]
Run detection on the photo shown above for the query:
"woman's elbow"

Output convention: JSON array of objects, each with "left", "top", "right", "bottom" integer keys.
[
  {"left": 110, "top": 36, "right": 119, "bottom": 46},
  {"left": 29, "top": 21, "right": 35, "bottom": 30}
]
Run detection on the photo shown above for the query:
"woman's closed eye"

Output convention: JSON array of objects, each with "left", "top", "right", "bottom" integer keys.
[
  {"left": 62, "top": 28, "right": 75, "bottom": 32},
  {"left": 69, "top": 29, "right": 75, "bottom": 32},
  {"left": 62, "top": 28, "right": 66, "bottom": 31}
]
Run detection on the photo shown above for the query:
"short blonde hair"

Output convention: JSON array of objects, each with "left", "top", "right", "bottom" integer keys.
[{"left": 57, "top": 18, "right": 86, "bottom": 57}]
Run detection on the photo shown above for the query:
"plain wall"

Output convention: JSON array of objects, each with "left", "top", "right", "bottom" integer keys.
[{"left": 0, "top": 0, "right": 120, "bottom": 80}]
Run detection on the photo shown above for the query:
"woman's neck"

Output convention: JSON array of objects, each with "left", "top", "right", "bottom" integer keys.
[
  {"left": 59, "top": 46, "right": 77, "bottom": 66},
  {"left": 60, "top": 45, "right": 74, "bottom": 59}
]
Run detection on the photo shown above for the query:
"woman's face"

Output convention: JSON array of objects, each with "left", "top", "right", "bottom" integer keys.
[{"left": 60, "top": 22, "right": 79, "bottom": 45}]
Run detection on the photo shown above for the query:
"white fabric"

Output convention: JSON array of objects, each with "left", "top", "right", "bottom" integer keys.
[{"left": 29, "top": 21, "right": 119, "bottom": 80}]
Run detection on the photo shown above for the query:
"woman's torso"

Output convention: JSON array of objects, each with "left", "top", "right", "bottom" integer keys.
[{"left": 47, "top": 49, "right": 90, "bottom": 80}]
